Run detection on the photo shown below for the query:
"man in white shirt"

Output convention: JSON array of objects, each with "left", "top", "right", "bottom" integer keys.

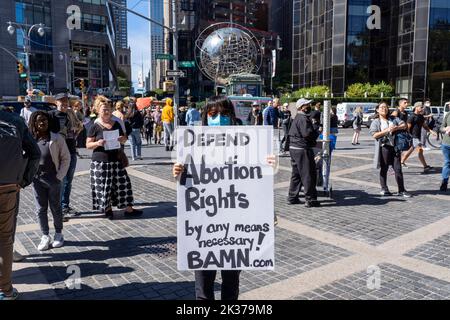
[{"left": 19, "top": 96, "right": 36, "bottom": 126}]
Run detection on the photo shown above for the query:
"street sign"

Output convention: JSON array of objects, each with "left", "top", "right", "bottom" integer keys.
[
  {"left": 156, "top": 53, "right": 175, "bottom": 60},
  {"left": 179, "top": 61, "right": 195, "bottom": 68},
  {"left": 166, "top": 70, "right": 185, "bottom": 77}
]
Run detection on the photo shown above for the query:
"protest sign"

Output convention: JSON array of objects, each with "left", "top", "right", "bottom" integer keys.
[{"left": 176, "top": 126, "right": 275, "bottom": 270}]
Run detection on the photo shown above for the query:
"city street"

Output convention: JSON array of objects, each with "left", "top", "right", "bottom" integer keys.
[{"left": 11, "top": 128, "right": 450, "bottom": 300}]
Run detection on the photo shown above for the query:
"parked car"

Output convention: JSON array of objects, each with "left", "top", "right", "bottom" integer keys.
[
  {"left": 336, "top": 102, "right": 378, "bottom": 128},
  {"left": 430, "top": 106, "right": 445, "bottom": 123},
  {"left": 363, "top": 108, "right": 377, "bottom": 128},
  {"left": 0, "top": 101, "right": 56, "bottom": 114}
]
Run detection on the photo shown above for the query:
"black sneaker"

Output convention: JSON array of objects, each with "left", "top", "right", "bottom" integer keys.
[
  {"left": 397, "top": 191, "right": 412, "bottom": 198},
  {"left": 170, "top": 146, "right": 174, "bottom": 151},
  {"left": 305, "top": 200, "right": 320, "bottom": 208},
  {"left": 165, "top": 146, "right": 169, "bottom": 151},
  {"left": 124, "top": 209, "right": 143, "bottom": 218},
  {"left": 287, "top": 198, "right": 302, "bottom": 205},
  {"left": 105, "top": 209, "right": 114, "bottom": 220},
  {"left": 440, "top": 181, "right": 448, "bottom": 192},
  {"left": 63, "top": 207, "right": 79, "bottom": 217},
  {"left": 380, "top": 189, "right": 392, "bottom": 196},
  {"left": 423, "top": 165, "right": 433, "bottom": 173}
]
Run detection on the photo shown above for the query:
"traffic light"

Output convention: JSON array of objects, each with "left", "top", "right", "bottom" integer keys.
[
  {"left": 80, "top": 79, "right": 85, "bottom": 91},
  {"left": 17, "top": 62, "right": 24, "bottom": 74}
]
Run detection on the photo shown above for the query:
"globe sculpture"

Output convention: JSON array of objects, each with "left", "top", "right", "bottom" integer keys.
[{"left": 195, "top": 23, "right": 262, "bottom": 85}]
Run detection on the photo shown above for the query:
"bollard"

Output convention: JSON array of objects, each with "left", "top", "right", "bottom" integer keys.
[{"left": 322, "top": 100, "right": 331, "bottom": 194}]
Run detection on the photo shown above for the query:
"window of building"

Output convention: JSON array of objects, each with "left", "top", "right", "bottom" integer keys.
[
  {"left": 82, "top": 14, "right": 106, "bottom": 33},
  {"left": 119, "top": 55, "right": 123, "bottom": 65}
]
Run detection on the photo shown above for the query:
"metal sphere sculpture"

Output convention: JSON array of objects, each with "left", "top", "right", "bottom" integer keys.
[{"left": 195, "top": 23, "right": 262, "bottom": 85}]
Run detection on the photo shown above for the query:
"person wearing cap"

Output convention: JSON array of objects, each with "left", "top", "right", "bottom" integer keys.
[
  {"left": 401, "top": 101, "right": 437, "bottom": 173},
  {"left": 247, "top": 102, "right": 263, "bottom": 125},
  {"left": 50, "top": 92, "right": 83, "bottom": 219},
  {"left": 287, "top": 98, "right": 320, "bottom": 207},
  {"left": 279, "top": 102, "right": 292, "bottom": 153},
  {"left": 19, "top": 96, "right": 37, "bottom": 126}
]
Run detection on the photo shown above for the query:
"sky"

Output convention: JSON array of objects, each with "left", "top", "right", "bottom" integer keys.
[{"left": 127, "top": 0, "right": 153, "bottom": 90}]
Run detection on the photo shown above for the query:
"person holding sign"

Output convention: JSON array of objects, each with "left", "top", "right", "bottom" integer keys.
[
  {"left": 86, "top": 97, "right": 143, "bottom": 220},
  {"left": 173, "top": 95, "right": 277, "bottom": 301}
]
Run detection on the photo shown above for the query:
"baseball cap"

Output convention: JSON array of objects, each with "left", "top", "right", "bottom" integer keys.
[
  {"left": 296, "top": 98, "right": 313, "bottom": 109},
  {"left": 252, "top": 101, "right": 260, "bottom": 106},
  {"left": 24, "top": 96, "right": 32, "bottom": 103},
  {"left": 414, "top": 101, "right": 423, "bottom": 109},
  {"left": 54, "top": 92, "right": 69, "bottom": 100}
]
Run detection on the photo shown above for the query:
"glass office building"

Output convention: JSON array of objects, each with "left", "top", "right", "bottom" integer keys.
[{"left": 292, "top": 0, "right": 450, "bottom": 102}]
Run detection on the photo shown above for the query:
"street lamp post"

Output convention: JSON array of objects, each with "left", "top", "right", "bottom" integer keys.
[
  {"left": 59, "top": 52, "right": 70, "bottom": 91},
  {"left": 7, "top": 22, "right": 45, "bottom": 92}
]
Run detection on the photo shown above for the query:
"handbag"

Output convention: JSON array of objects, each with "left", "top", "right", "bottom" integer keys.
[{"left": 117, "top": 148, "right": 129, "bottom": 168}]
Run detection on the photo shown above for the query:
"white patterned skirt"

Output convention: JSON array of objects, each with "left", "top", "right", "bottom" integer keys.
[{"left": 90, "top": 161, "right": 134, "bottom": 211}]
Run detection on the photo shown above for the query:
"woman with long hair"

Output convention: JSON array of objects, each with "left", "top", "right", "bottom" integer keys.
[
  {"left": 369, "top": 102, "right": 411, "bottom": 197},
  {"left": 172, "top": 95, "right": 276, "bottom": 300},
  {"left": 352, "top": 106, "right": 363, "bottom": 145},
  {"left": 29, "top": 111, "right": 70, "bottom": 250},
  {"left": 86, "top": 97, "right": 143, "bottom": 220}
]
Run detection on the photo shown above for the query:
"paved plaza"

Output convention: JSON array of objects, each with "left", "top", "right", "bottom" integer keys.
[{"left": 11, "top": 128, "right": 450, "bottom": 300}]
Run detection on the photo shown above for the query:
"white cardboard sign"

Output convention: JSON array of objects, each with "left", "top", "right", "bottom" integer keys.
[{"left": 176, "top": 126, "right": 275, "bottom": 271}]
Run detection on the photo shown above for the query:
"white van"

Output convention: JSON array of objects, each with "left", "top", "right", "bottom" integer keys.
[
  {"left": 336, "top": 102, "right": 379, "bottom": 128},
  {"left": 445, "top": 102, "right": 450, "bottom": 119}
]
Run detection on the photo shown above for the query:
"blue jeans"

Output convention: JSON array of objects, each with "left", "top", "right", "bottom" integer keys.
[
  {"left": 163, "top": 122, "right": 174, "bottom": 147},
  {"left": 442, "top": 144, "right": 450, "bottom": 181},
  {"left": 61, "top": 153, "right": 77, "bottom": 210},
  {"left": 129, "top": 128, "right": 142, "bottom": 160}
]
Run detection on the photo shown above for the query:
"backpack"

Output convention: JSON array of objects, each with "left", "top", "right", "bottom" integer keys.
[
  {"left": 0, "top": 114, "right": 27, "bottom": 185},
  {"left": 394, "top": 131, "right": 412, "bottom": 153}
]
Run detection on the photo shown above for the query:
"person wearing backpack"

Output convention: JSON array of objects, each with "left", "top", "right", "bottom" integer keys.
[
  {"left": 351, "top": 106, "right": 363, "bottom": 145},
  {"left": 369, "top": 102, "right": 411, "bottom": 198},
  {"left": 0, "top": 106, "right": 41, "bottom": 300}
]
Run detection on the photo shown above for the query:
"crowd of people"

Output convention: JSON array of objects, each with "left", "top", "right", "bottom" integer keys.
[{"left": 1, "top": 90, "right": 449, "bottom": 301}]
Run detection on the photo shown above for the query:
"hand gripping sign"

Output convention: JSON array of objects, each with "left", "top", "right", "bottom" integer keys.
[{"left": 176, "top": 126, "right": 275, "bottom": 271}]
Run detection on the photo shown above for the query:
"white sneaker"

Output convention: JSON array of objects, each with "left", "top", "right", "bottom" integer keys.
[
  {"left": 52, "top": 233, "right": 64, "bottom": 248},
  {"left": 37, "top": 235, "right": 51, "bottom": 251}
]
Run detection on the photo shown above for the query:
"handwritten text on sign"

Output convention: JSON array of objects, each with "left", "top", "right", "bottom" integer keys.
[{"left": 176, "top": 126, "right": 275, "bottom": 270}]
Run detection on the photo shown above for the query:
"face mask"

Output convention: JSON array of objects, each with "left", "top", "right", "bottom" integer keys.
[
  {"left": 207, "top": 114, "right": 231, "bottom": 126},
  {"left": 303, "top": 107, "right": 312, "bottom": 114}
]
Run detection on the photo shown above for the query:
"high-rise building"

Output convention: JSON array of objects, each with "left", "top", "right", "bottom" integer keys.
[
  {"left": 270, "top": 0, "right": 293, "bottom": 63},
  {"left": 149, "top": 0, "right": 164, "bottom": 89},
  {"left": 292, "top": 0, "right": 450, "bottom": 102},
  {"left": 112, "top": 0, "right": 128, "bottom": 49},
  {"left": 0, "top": 0, "right": 118, "bottom": 96}
]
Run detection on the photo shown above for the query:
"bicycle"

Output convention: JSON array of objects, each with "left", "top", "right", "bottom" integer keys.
[{"left": 427, "top": 119, "right": 444, "bottom": 149}]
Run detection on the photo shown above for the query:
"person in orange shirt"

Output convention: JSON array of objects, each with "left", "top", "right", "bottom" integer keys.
[{"left": 161, "top": 98, "right": 175, "bottom": 151}]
